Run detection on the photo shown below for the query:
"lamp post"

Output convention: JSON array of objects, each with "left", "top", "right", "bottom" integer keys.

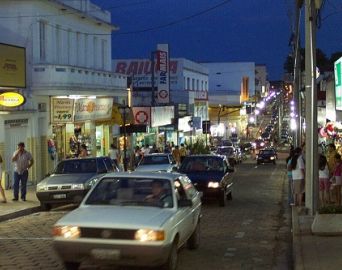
[{"left": 119, "top": 105, "right": 130, "bottom": 171}]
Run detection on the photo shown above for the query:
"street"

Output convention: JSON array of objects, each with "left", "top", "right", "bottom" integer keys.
[{"left": 0, "top": 157, "right": 292, "bottom": 270}]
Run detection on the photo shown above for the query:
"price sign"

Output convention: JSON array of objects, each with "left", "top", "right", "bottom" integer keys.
[{"left": 52, "top": 98, "right": 74, "bottom": 123}]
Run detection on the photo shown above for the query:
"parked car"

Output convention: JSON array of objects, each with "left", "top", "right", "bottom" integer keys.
[
  {"left": 36, "top": 157, "right": 118, "bottom": 210},
  {"left": 135, "top": 153, "right": 177, "bottom": 172},
  {"left": 53, "top": 172, "right": 202, "bottom": 270},
  {"left": 256, "top": 148, "right": 277, "bottom": 165},
  {"left": 216, "top": 146, "right": 239, "bottom": 165},
  {"left": 178, "top": 155, "right": 234, "bottom": 206}
]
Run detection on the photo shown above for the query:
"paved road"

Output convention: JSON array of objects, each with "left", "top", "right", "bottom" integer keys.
[{"left": 0, "top": 157, "right": 292, "bottom": 270}]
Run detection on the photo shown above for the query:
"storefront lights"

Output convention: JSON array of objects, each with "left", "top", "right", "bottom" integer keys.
[
  {"left": 249, "top": 116, "right": 255, "bottom": 123},
  {"left": 290, "top": 118, "right": 297, "bottom": 130}
]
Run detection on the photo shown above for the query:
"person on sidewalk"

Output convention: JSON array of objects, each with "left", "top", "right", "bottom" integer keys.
[
  {"left": 172, "top": 145, "right": 181, "bottom": 166},
  {"left": 11, "top": 142, "right": 34, "bottom": 201},
  {"left": 286, "top": 150, "right": 295, "bottom": 205},
  {"left": 0, "top": 154, "right": 7, "bottom": 203},
  {"left": 291, "top": 147, "right": 305, "bottom": 207},
  {"left": 318, "top": 154, "right": 330, "bottom": 206},
  {"left": 108, "top": 144, "right": 120, "bottom": 168}
]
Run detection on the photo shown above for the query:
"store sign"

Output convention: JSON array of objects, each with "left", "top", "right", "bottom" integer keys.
[
  {"left": 0, "top": 43, "right": 26, "bottom": 88},
  {"left": 335, "top": 57, "right": 342, "bottom": 111},
  {"left": 132, "top": 107, "right": 151, "bottom": 125},
  {"left": 52, "top": 98, "right": 74, "bottom": 123},
  {"left": 74, "top": 98, "right": 113, "bottom": 122},
  {"left": 156, "top": 44, "right": 170, "bottom": 104},
  {"left": 178, "top": 116, "right": 192, "bottom": 132},
  {"left": 0, "top": 92, "right": 25, "bottom": 107},
  {"left": 151, "top": 106, "right": 174, "bottom": 127}
]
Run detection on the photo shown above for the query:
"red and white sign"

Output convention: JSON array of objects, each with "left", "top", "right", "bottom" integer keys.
[
  {"left": 156, "top": 44, "right": 170, "bottom": 104},
  {"left": 132, "top": 107, "right": 151, "bottom": 125}
]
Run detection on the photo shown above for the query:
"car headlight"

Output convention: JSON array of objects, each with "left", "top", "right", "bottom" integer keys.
[
  {"left": 208, "top": 182, "right": 220, "bottom": 188},
  {"left": 260, "top": 142, "right": 265, "bottom": 146},
  {"left": 270, "top": 156, "right": 275, "bottom": 160},
  {"left": 36, "top": 185, "right": 48, "bottom": 191},
  {"left": 71, "top": 184, "right": 85, "bottom": 190},
  {"left": 134, "top": 229, "right": 165, "bottom": 241},
  {"left": 52, "top": 226, "right": 81, "bottom": 239}
]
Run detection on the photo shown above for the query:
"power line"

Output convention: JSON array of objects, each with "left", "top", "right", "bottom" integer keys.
[{"left": 113, "top": 0, "right": 232, "bottom": 35}]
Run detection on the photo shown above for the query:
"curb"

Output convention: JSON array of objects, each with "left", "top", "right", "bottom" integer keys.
[
  {"left": 0, "top": 206, "right": 42, "bottom": 223},
  {"left": 292, "top": 206, "right": 305, "bottom": 270}
]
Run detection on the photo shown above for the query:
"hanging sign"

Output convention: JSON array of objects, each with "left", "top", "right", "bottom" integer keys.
[
  {"left": 156, "top": 44, "right": 170, "bottom": 104},
  {"left": 0, "top": 92, "right": 25, "bottom": 107},
  {"left": 133, "top": 107, "right": 151, "bottom": 125},
  {"left": 74, "top": 98, "right": 113, "bottom": 122}
]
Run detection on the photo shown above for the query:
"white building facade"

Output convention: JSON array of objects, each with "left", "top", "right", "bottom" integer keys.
[{"left": 0, "top": 0, "right": 127, "bottom": 185}]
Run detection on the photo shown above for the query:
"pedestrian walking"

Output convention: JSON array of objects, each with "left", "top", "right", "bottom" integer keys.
[
  {"left": 0, "top": 154, "right": 7, "bottom": 203},
  {"left": 172, "top": 145, "right": 181, "bottom": 166},
  {"left": 290, "top": 147, "right": 305, "bottom": 207},
  {"left": 318, "top": 154, "right": 330, "bottom": 206},
  {"left": 134, "top": 146, "right": 142, "bottom": 168},
  {"left": 108, "top": 144, "right": 120, "bottom": 167},
  {"left": 286, "top": 150, "right": 295, "bottom": 205},
  {"left": 11, "top": 142, "right": 34, "bottom": 201}
]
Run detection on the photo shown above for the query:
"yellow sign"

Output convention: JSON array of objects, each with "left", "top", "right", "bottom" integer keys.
[
  {"left": 0, "top": 92, "right": 25, "bottom": 107},
  {"left": 0, "top": 43, "right": 26, "bottom": 88}
]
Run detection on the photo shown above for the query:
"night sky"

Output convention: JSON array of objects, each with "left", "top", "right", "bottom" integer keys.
[{"left": 92, "top": 0, "right": 342, "bottom": 80}]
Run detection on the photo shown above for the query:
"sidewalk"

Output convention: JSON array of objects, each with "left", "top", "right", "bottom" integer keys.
[
  {"left": 292, "top": 206, "right": 342, "bottom": 270},
  {"left": 0, "top": 185, "right": 41, "bottom": 222}
]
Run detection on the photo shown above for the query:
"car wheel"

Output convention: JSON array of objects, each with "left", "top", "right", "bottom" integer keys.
[
  {"left": 64, "top": 262, "right": 80, "bottom": 270},
  {"left": 187, "top": 220, "right": 200, "bottom": 250},
  {"left": 219, "top": 190, "right": 226, "bottom": 207},
  {"left": 161, "top": 240, "right": 178, "bottom": 270},
  {"left": 40, "top": 202, "right": 52, "bottom": 211},
  {"left": 226, "top": 191, "right": 232, "bottom": 200}
]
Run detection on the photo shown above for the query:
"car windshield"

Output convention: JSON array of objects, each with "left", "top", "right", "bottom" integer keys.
[
  {"left": 54, "top": 159, "right": 97, "bottom": 174},
  {"left": 139, "top": 155, "right": 170, "bottom": 165},
  {"left": 85, "top": 177, "right": 173, "bottom": 208},
  {"left": 180, "top": 157, "right": 224, "bottom": 172},
  {"left": 217, "top": 147, "right": 234, "bottom": 155},
  {"left": 259, "top": 150, "right": 275, "bottom": 155}
]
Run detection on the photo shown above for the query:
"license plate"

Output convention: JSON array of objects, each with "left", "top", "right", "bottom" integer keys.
[
  {"left": 53, "top": 194, "right": 66, "bottom": 199},
  {"left": 91, "top": 249, "right": 120, "bottom": 260}
]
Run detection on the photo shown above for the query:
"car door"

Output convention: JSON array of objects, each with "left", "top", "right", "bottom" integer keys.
[{"left": 173, "top": 178, "right": 194, "bottom": 245}]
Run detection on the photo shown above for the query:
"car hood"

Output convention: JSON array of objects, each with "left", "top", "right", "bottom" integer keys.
[
  {"left": 135, "top": 164, "right": 172, "bottom": 172},
  {"left": 180, "top": 171, "right": 224, "bottom": 183},
  {"left": 39, "top": 173, "right": 98, "bottom": 185},
  {"left": 56, "top": 206, "right": 174, "bottom": 229}
]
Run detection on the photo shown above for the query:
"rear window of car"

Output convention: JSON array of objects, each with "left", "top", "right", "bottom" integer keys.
[
  {"left": 217, "top": 147, "right": 234, "bottom": 155},
  {"left": 85, "top": 177, "right": 173, "bottom": 208},
  {"left": 180, "top": 157, "right": 224, "bottom": 172},
  {"left": 259, "top": 150, "right": 275, "bottom": 155},
  {"left": 55, "top": 159, "right": 97, "bottom": 174},
  {"left": 139, "top": 155, "right": 169, "bottom": 165}
]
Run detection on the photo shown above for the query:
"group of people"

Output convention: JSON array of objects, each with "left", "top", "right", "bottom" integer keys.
[
  {"left": 286, "top": 143, "right": 342, "bottom": 208},
  {"left": 0, "top": 142, "right": 34, "bottom": 204}
]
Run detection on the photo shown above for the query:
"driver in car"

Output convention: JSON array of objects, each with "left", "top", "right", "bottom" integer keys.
[{"left": 145, "top": 180, "right": 173, "bottom": 207}]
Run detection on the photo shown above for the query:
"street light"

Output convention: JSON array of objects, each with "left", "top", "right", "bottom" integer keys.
[{"left": 119, "top": 105, "right": 130, "bottom": 171}]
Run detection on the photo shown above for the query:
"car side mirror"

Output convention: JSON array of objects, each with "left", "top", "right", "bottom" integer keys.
[{"left": 178, "top": 199, "right": 193, "bottom": 207}]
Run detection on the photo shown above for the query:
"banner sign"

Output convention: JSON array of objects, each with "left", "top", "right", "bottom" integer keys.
[
  {"left": 0, "top": 43, "right": 26, "bottom": 88},
  {"left": 178, "top": 116, "right": 192, "bottom": 132},
  {"left": 132, "top": 107, "right": 151, "bottom": 125},
  {"left": 156, "top": 44, "right": 170, "bottom": 104},
  {"left": 52, "top": 98, "right": 74, "bottom": 123},
  {"left": 74, "top": 98, "right": 113, "bottom": 122},
  {"left": 335, "top": 57, "right": 342, "bottom": 111},
  {"left": 0, "top": 92, "right": 25, "bottom": 107},
  {"left": 151, "top": 106, "right": 174, "bottom": 127}
]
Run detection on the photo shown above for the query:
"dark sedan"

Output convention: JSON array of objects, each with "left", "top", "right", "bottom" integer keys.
[
  {"left": 178, "top": 155, "right": 234, "bottom": 206},
  {"left": 36, "top": 157, "right": 118, "bottom": 210},
  {"left": 256, "top": 149, "right": 277, "bottom": 165}
]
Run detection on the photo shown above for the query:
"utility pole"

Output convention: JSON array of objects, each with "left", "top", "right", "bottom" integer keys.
[
  {"left": 305, "top": 0, "right": 319, "bottom": 215},
  {"left": 151, "top": 51, "right": 156, "bottom": 107}
]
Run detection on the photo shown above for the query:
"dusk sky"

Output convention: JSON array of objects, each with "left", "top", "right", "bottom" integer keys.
[{"left": 93, "top": 0, "right": 342, "bottom": 81}]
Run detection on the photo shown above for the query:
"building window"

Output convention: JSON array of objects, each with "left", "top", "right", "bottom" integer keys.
[
  {"left": 93, "top": 37, "right": 98, "bottom": 68},
  {"left": 196, "top": 79, "right": 199, "bottom": 91},
  {"left": 56, "top": 25, "right": 61, "bottom": 63},
  {"left": 84, "top": 34, "right": 89, "bottom": 67},
  {"left": 67, "top": 29, "right": 72, "bottom": 65},
  {"left": 192, "top": 78, "right": 195, "bottom": 90},
  {"left": 201, "top": 80, "right": 204, "bottom": 90},
  {"left": 39, "top": 21, "right": 46, "bottom": 61},
  {"left": 205, "top": 81, "right": 208, "bottom": 91},
  {"left": 76, "top": 32, "right": 81, "bottom": 66},
  {"left": 187, "top": 77, "right": 190, "bottom": 90}
]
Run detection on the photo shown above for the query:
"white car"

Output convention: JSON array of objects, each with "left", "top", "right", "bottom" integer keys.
[
  {"left": 135, "top": 153, "right": 177, "bottom": 172},
  {"left": 53, "top": 172, "right": 202, "bottom": 270}
]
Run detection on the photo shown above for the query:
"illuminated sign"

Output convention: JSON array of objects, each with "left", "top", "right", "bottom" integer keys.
[
  {"left": 0, "top": 92, "right": 25, "bottom": 107},
  {"left": 0, "top": 43, "right": 26, "bottom": 88},
  {"left": 335, "top": 57, "right": 342, "bottom": 111}
]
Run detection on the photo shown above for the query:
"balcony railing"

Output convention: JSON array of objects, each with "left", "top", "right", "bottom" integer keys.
[{"left": 32, "top": 64, "right": 127, "bottom": 91}]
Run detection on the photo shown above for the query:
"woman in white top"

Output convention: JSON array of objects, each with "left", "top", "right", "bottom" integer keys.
[
  {"left": 291, "top": 147, "right": 305, "bottom": 207},
  {"left": 0, "top": 154, "right": 7, "bottom": 203},
  {"left": 318, "top": 154, "right": 330, "bottom": 206}
]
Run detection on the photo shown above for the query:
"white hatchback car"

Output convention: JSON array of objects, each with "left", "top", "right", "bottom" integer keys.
[
  {"left": 135, "top": 153, "right": 177, "bottom": 172},
  {"left": 53, "top": 172, "right": 202, "bottom": 270}
]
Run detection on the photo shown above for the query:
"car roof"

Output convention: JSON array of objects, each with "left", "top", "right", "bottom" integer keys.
[{"left": 101, "top": 171, "right": 183, "bottom": 181}]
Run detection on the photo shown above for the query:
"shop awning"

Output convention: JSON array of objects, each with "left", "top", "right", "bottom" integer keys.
[{"left": 96, "top": 104, "right": 134, "bottom": 126}]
